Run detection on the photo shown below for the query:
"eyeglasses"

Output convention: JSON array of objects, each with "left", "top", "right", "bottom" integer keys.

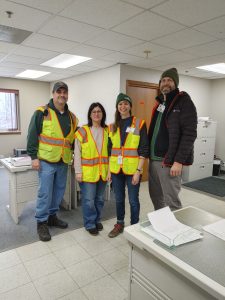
[{"left": 91, "top": 110, "right": 102, "bottom": 114}]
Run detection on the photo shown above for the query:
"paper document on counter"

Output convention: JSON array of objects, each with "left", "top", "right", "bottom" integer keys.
[
  {"left": 203, "top": 219, "right": 225, "bottom": 241},
  {"left": 10, "top": 156, "right": 31, "bottom": 167},
  {"left": 141, "top": 207, "right": 203, "bottom": 247}
]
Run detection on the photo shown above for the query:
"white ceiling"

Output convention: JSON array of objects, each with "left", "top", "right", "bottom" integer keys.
[{"left": 1, "top": 0, "right": 225, "bottom": 81}]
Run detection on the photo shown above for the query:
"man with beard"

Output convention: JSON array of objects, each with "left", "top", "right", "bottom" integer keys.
[
  {"left": 148, "top": 68, "right": 197, "bottom": 210},
  {"left": 27, "top": 82, "right": 78, "bottom": 241}
]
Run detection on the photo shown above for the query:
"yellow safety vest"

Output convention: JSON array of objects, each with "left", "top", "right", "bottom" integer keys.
[
  {"left": 109, "top": 117, "right": 145, "bottom": 175},
  {"left": 75, "top": 125, "right": 109, "bottom": 182},
  {"left": 37, "top": 106, "right": 77, "bottom": 164}
]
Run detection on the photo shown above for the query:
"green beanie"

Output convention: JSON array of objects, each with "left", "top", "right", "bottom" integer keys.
[
  {"left": 160, "top": 68, "right": 179, "bottom": 87},
  {"left": 116, "top": 93, "right": 132, "bottom": 106}
]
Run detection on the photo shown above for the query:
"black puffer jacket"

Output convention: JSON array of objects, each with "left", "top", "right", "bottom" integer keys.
[{"left": 148, "top": 89, "right": 197, "bottom": 166}]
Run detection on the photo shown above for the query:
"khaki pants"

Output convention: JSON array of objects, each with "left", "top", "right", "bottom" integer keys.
[{"left": 148, "top": 160, "right": 182, "bottom": 210}]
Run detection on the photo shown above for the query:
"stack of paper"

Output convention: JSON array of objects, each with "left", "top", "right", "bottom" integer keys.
[
  {"left": 203, "top": 219, "right": 225, "bottom": 241},
  {"left": 10, "top": 156, "right": 31, "bottom": 167},
  {"left": 141, "top": 207, "right": 203, "bottom": 247}
]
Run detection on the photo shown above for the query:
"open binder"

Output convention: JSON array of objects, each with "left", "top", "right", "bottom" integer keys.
[{"left": 140, "top": 207, "right": 203, "bottom": 248}]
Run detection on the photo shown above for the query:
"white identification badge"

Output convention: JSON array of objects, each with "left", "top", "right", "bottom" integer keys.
[
  {"left": 126, "top": 127, "right": 135, "bottom": 133},
  {"left": 118, "top": 155, "right": 123, "bottom": 164},
  {"left": 157, "top": 104, "right": 165, "bottom": 113}
]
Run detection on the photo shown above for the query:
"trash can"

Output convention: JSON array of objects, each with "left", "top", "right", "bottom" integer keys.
[{"left": 213, "top": 159, "right": 221, "bottom": 176}]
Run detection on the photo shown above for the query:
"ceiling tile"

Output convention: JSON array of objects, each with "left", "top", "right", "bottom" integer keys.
[
  {"left": 3, "top": 54, "right": 43, "bottom": 64},
  {"left": 8, "top": 0, "right": 73, "bottom": 14},
  {"left": 130, "top": 57, "right": 166, "bottom": 68},
  {"left": 83, "top": 59, "right": 115, "bottom": 68},
  {"left": 122, "top": 41, "right": 174, "bottom": 58},
  {"left": 151, "top": 0, "right": 225, "bottom": 26},
  {"left": 86, "top": 31, "right": 143, "bottom": 51},
  {"left": 121, "top": 0, "right": 167, "bottom": 9},
  {"left": 101, "top": 52, "right": 140, "bottom": 63},
  {"left": 22, "top": 33, "right": 79, "bottom": 52},
  {"left": 0, "top": 41, "right": 18, "bottom": 53},
  {"left": 60, "top": 0, "right": 143, "bottom": 29},
  {"left": 11, "top": 45, "right": 58, "bottom": 59},
  {"left": 183, "top": 40, "right": 225, "bottom": 58},
  {"left": 153, "top": 29, "right": 217, "bottom": 50},
  {"left": 153, "top": 51, "right": 197, "bottom": 64},
  {"left": 194, "top": 16, "right": 225, "bottom": 39},
  {"left": 0, "top": 0, "right": 51, "bottom": 31},
  {"left": 38, "top": 16, "right": 103, "bottom": 43},
  {"left": 67, "top": 44, "right": 113, "bottom": 58},
  {"left": 112, "top": 11, "right": 184, "bottom": 41}
]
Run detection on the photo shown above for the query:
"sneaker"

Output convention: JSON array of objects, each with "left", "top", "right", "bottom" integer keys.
[
  {"left": 96, "top": 223, "right": 103, "bottom": 231},
  {"left": 48, "top": 214, "right": 68, "bottom": 229},
  {"left": 87, "top": 228, "right": 99, "bottom": 236},
  {"left": 108, "top": 223, "right": 124, "bottom": 238},
  {"left": 37, "top": 221, "right": 51, "bottom": 242}
]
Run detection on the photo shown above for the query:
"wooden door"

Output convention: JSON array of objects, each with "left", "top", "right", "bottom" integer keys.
[{"left": 126, "top": 80, "right": 159, "bottom": 181}]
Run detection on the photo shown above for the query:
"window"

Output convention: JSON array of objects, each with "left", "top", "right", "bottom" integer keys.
[{"left": 0, "top": 89, "right": 20, "bottom": 133}]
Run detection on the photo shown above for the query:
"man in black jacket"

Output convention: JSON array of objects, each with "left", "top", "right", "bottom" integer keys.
[{"left": 148, "top": 68, "right": 197, "bottom": 210}]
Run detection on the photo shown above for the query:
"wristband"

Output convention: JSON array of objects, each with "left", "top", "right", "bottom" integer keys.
[{"left": 136, "top": 168, "right": 142, "bottom": 172}]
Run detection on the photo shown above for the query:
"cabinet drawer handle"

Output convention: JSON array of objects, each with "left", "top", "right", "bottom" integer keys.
[{"left": 200, "top": 166, "right": 205, "bottom": 169}]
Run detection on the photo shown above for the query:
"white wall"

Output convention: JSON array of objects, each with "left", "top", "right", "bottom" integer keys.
[
  {"left": 51, "top": 64, "right": 121, "bottom": 126},
  {"left": 120, "top": 65, "right": 212, "bottom": 117},
  {"left": 211, "top": 79, "right": 225, "bottom": 162},
  {"left": 0, "top": 78, "right": 50, "bottom": 157}
]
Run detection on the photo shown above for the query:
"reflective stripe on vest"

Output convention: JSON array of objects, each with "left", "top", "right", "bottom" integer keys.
[
  {"left": 39, "top": 135, "right": 72, "bottom": 148},
  {"left": 37, "top": 107, "right": 75, "bottom": 163},
  {"left": 75, "top": 125, "right": 108, "bottom": 182},
  {"left": 109, "top": 117, "right": 144, "bottom": 175}
]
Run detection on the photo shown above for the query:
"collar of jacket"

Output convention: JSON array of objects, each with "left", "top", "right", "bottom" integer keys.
[
  {"left": 156, "top": 88, "right": 179, "bottom": 104},
  {"left": 49, "top": 98, "right": 69, "bottom": 114}
]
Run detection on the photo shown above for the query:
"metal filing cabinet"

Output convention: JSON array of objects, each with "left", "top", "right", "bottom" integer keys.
[{"left": 182, "top": 120, "right": 217, "bottom": 182}]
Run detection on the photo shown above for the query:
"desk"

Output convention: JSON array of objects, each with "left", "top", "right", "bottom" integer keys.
[
  {"left": 0, "top": 158, "right": 77, "bottom": 224},
  {"left": 124, "top": 206, "right": 225, "bottom": 300}
]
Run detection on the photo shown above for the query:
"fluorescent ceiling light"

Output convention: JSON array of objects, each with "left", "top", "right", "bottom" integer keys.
[
  {"left": 16, "top": 69, "right": 50, "bottom": 79},
  {"left": 41, "top": 53, "right": 92, "bottom": 68},
  {"left": 197, "top": 63, "right": 225, "bottom": 74}
]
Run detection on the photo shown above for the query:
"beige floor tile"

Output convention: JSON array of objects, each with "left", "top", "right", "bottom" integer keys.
[
  {"left": 69, "top": 228, "right": 98, "bottom": 243},
  {"left": 34, "top": 269, "right": 78, "bottom": 300},
  {"left": 16, "top": 241, "right": 50, "bottom": 262},
  {"left": 82, "top": 275, "right": 127, "bottom": 300},
  {"left": 118, "top": 243, "right": 130, "bottom": 257},
  {"left": 24, "top": 253, "right": 63, "bottom": 281},
  {"left": 0, "top": 282, "right": 41, "bottom": 300},
  {"left": 46, "top": 232, "right": 78, "bottom": 252},
  {"left": 59, "top": 289, "right": 88, "bottom": 300},
  {"left": 67, "top": 257, "right": 107, "bottom": 287},
  {"left": 79, "top": 235, "right": 114, "bottom": 256},
  {"left": 0, "top": 249, "right": 21, "bottom": 271},
  {"left": 111, "top": 266, "right": 129, "bottom": 291},
  {"left": 107, "top": 233, "right": 128, "bottom": 247},
  {"left": 0, "top": 264, "right": 30, "bottom": 294},
  {"left": 53, "top": 244, "right": 90, "bottom": 268},
  {"left": 94, "top": 248, "right": 128, "bottom": 274}
]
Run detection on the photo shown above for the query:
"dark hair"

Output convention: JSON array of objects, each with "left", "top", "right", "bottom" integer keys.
[
  {"left": 112, "top": 104, "right": 132, "bottom": 133},
  {"left": 87, "top": 102, "right": 107, "bottom": 128}
]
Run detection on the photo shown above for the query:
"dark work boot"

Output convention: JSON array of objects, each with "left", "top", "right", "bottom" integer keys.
[
  {"left": 47, "top": 214, "right": 68, "bottom": 229},
  {"left": 37, "top": 221, "right": 51, "bottom": 242}
]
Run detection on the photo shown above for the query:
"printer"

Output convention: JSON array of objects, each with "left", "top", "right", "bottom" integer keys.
[{"left": 14, "top": 148, "right": 27, "bottom": 157}]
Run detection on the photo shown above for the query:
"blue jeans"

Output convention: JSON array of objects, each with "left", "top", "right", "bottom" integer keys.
[
  {"left": 111, "top": 173, "right": 141, "bottom": 225},
  {"left": 36, "top": 160, "right": 68, "bottom": 222},
  {"left": 80, "top": 180, "right": 106, "bottom": 230}
]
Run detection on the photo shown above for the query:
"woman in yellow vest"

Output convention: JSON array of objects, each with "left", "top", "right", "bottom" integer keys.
[
  {"left": 74, "top": 103, "right": 108, "bottom": 235},
  {"left": 108, "top": 93, "right": 149, "bottom": 238}
]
